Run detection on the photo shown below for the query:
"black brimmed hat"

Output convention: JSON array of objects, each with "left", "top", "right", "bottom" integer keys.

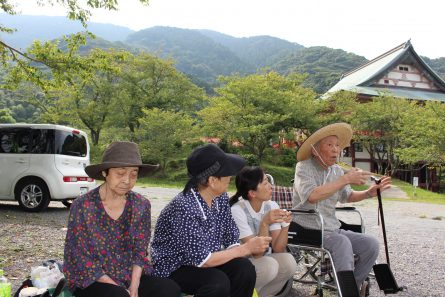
[
  {"left": 183, "top": 144, "right": 246, "bottom": 192},
  {"left": 85, "top": 141, "right": 159, "bottom": 180}
]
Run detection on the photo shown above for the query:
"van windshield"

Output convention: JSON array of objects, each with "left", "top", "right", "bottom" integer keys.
[{"left": 55, "top": 130, "right": 87, "bottom": 157}]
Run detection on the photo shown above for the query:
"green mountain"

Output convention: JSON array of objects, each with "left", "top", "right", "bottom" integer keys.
[
  {"left": 0, "top": 13, "right": 134, "bottom": 49},
  {"left": 125, "top": 26, "right": 254, "bottom": 84},
  {"left": 2, "top": 14, "right": 445, "bottom": 95},
  {"left": 421, "top": 56, "right": 445, "bottom": 79},
  {"left": 198, "top": 30, "right": 303, "bottom": 68},
  {"left": 273, "top": 46, "right": 368, "bottom": 93}
]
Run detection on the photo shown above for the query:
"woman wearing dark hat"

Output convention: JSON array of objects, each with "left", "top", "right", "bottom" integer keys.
[
  {"left": 151, "top": 144, "right": 272, "bottom": 297},
  {"left": 292, "top": 123, "right": 392, "bottom": 294},
  {"left": 63, "top": 141, "right": 181, "bottom": 297}
]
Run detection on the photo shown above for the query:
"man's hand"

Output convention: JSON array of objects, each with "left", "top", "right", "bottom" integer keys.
[
  {"left": 367, "top": 176, "right": 392, "bottom": 197},
  {"left": 344, "top": 168, "right": 371, "bottom": 185}
]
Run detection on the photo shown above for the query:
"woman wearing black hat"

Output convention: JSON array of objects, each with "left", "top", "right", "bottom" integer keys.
[
  {"left": 63, "top": 141, "right": 181, "bottom": 297},
  {"left": 151, "top": 144, "right": 272, "bottom": 297}
]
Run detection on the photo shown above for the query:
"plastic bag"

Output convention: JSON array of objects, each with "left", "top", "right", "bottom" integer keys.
[{"left": 30, "top": 265, "right": 64, "bottom": 289}]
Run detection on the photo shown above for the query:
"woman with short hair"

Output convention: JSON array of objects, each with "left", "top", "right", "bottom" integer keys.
[{"left": 63, "top": 141, "right": 181, "bottom": 297}]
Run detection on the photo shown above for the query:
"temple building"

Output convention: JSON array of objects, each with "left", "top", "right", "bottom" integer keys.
[{"left": 324, "top": 40, "right": 445, "bottom": 191}]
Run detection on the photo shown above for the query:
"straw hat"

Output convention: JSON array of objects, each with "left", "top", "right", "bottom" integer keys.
[
  {"left": 85, "top": 141, "right": 159, "bottom": 180},
  {"left": 296, "top": 123, "right": 353, "bottom": 161}
]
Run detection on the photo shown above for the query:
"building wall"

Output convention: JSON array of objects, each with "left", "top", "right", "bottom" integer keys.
[{"left": 376, "top": 63, "right": 438, "bottom": 90}]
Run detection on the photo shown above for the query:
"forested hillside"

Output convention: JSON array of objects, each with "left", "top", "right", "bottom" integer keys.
[
  {"left": 199, "top": 30, "right": 303, "bottom": 68},
  {"left": 273, "top": 46, "right": 368, "bottom": 93},
  {"left": 2, "top": 14, "right": 445, "bottom": 94},
  {"left": 125, "top": 27, "right": 254, "bottom": 85},
  {"left": 0, "top": 13, "right": 133, "bottom": 48}
]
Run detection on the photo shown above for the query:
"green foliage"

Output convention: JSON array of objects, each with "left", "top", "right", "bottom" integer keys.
[
  {"left": 396, "top": 100, "right": 445, "bottom": 165},
  {"left": 240, "top": 153, "right": 260, "bottom": 166},
  {"left": 126, "top": 27, "right": 253, "bottom": 85},
  {"left": 264, "top": 147, "right": 297, "bottom": 167},
  {"left": 0, "top": 108, "right": 15, "bottom": 123},
  {"left": 199, "top": 71, "right": 319, "bottom": 163},
  {"left": 136, "top": 108, "right": 196, "bottom": 174},
  {"left": 113, "top": 52, "right": 205, "bottom": 134},
  {"left": 0, "top": 0, "right": 148, "bottom": 67},
  {"left": 273, "top": 46, "right": 367, "bottom": 94},
  {"left": 199, "top": 30, "right": 303, "bottom": 68}
]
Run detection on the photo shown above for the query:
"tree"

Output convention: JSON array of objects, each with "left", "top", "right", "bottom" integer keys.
[
  {"left": 112, "top": 52, "right": 205, "bottom": 136},
  {"left": 5, "top": 33, "right": 127, "bottom": 145},
  {"left": 136, "top": 108, "right": 195, "bottom": 173},
  {"left": 198, "top": 71, "right": 319, "bottom": 162},
  {"left": 0, "top": 108, "right": 15, "bottom": 123},
  {"left": 1, "top": 0, "right": 149, "bottom": 65},
  {"left": 397, "top": 100, "right": 445, "bottom": 166}
]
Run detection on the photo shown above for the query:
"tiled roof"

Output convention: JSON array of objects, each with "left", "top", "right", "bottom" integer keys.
[{"left": 324, "top": 40, "right": 445, "bottom": 102}]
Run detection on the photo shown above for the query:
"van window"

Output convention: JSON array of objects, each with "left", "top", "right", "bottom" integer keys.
[
  {"left": 0, "top": 128, "right": 31, "bottom": 154},
  {"left": 55, "top": 130, "right": 87, "bottom": 157},
  {"left": 31, "top": 129, "right": 55, "bottom": 154}
]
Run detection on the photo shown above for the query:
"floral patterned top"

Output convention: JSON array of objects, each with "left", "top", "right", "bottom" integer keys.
[
  {"left": 63, "top": 187, "right": 152, "bottom": 291},
  {"left": 151, "top": 187, "right": 240, "bottom": 277}
]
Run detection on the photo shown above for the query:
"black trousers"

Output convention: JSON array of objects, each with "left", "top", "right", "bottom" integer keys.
[
  {"left": 169, "top": 257, "right": 256, "bottom": 297},
  {"left": 74, "top": 274, "right": 181, "bottom": 297}
]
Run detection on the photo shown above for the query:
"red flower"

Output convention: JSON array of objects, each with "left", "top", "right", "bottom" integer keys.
[{"left": 86, "top": 262, "right": 93, "bottom": 267}]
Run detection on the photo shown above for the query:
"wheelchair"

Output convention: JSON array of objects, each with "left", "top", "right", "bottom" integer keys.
[{"left": 269, "top": 179, "right": 367, "bottom": 297}]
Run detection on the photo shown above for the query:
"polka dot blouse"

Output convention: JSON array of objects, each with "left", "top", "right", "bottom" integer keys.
[
  {"left": 63, "top": 187, "right": 152, "bottom": 291},
  {"left": 151, "top": 187, "right": 240, "bottom": 277}
]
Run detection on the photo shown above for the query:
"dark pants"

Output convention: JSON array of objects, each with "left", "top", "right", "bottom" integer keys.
[
  {"left": 74, "top": 274, "right": 181, "bottom": 297},
  {"left": 169, "top": 257, "right": 256, "bottom": 297}
]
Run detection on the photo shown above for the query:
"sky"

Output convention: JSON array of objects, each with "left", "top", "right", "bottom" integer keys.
[{"left": 11, "top": 0, "right": 445, "bottom": 59}]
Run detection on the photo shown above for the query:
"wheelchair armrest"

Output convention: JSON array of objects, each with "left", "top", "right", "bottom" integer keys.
[
  {"left": 335, "top": 206, "right": 356, "bottom": 211},
  {"left": 288, "top": 209, "right": 325, "bottom": 247},
  {"left": 289, "top": 209, "right": 317, "bottom": 214},
  {"left": 288, "top": 221, "right": 322, "bottom": 247},
  {"left": 336, "top": 207, "right": 365, "bottom": 233}
]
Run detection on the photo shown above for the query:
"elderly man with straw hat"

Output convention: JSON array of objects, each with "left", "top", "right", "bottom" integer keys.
[{"left": 292, "top": 123, "right": 391, "bottom": 294}]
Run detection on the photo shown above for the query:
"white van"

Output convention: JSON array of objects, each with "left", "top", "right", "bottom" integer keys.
[{"left": 0, "top": 124, "right": 96, "bottom": 212}]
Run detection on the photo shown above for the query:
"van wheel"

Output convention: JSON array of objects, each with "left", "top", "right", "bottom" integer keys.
[
  {"left": 15, "top": 178, "right": 51, "bottom": 212},
  {"left": 62, "top": 200, "right": 72, "bottom": 208}
]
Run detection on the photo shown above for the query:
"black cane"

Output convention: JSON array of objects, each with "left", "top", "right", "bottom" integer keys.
[{"left": 373, "top": 177, "right": 391, "bottom": 266}]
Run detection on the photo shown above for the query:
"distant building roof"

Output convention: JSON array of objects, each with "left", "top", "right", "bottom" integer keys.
[{"left": 324, "top": 40, "right": 445, "bottom": 102}]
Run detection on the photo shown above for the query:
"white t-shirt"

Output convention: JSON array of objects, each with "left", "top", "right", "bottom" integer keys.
[{"left": 231, "top": 199, "right": 282, "bottom": 239}]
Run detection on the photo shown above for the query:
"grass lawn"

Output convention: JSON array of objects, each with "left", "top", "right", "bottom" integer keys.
[{"left": 390, "top": 179, "right": 445, "bottom": 204}]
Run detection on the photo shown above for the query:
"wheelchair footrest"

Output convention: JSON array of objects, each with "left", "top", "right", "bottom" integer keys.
[{"left": 336, "top": 270, "right": 360, "bottom": 297}]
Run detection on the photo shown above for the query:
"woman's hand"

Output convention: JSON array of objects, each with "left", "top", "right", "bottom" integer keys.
[
  {"left": 282, "top": 210, "right": 292, "bottom": 224},
  {"left": 244, "top": 236, "right": 272, "bottom": 255},
  {"left": 128, "top": 281, "right": 139, "bottom": 297},
  {"left": 262, "top": 209, "right": 289, "bottom": 225}
]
